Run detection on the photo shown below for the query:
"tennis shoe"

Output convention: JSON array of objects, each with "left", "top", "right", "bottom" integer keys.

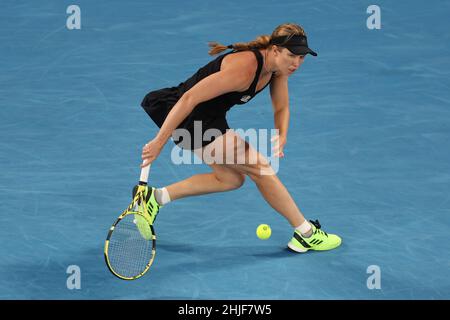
[
  {"left": 287, "top": 220, "right": 341, "bottom": 253},
  {"left": 132, "top": 185, "right": 162, "bottom": 225}
]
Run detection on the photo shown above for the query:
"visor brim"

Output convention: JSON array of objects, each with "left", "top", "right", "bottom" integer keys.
[{"left": 286, "top": 46, "right": 317, "bottom": 56}]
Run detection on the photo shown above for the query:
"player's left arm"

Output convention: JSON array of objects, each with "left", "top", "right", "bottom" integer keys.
[{"left": 269, "top": 73, "right": 290, "bottom": 157}]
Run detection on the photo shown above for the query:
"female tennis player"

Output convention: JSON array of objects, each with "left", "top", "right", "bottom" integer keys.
[{"left": 138, "top": 23, "right": 341, "bottom": 253}]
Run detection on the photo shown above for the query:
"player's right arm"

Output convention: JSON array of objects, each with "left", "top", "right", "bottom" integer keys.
[
  {"left": 157, "top": 65, "right": 252, "bottom": 143},
  {"left": 141, "top": 61, "right": 254, "bottom": 167}
]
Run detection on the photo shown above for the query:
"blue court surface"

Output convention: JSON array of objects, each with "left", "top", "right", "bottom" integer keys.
[{"left": 1, "top": 0, "right": 449, "bottom": 300}]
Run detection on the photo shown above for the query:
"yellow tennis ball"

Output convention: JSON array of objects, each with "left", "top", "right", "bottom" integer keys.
[{"left": 256, "top": 224, "right": 271, "bottom": 240}]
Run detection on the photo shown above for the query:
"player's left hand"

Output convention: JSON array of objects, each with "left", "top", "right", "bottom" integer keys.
[{"left": 271, "top": 134, "right": 286, "bottom": 158}]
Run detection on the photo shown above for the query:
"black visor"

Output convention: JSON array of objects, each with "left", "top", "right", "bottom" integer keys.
[{"left": 270, "top": 34, "right": 317, "bottom": 56}]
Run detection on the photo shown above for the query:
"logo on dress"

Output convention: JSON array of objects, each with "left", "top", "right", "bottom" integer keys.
[{"left": 240, "top": 95, "right": 252, "bottom": 103}]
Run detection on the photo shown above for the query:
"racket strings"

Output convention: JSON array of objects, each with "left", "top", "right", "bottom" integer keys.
[{"left": 107, "top": 215, "right": 154, "bottom": 278}]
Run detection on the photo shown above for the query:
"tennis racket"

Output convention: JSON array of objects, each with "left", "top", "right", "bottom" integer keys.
[{"left": 104, "top": 163, "right": 156, "bottom": 280}]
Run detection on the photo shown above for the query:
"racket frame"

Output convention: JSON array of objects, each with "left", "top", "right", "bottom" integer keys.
[{"left": 104, "top": 182, "right": 156, "bottom": 280}]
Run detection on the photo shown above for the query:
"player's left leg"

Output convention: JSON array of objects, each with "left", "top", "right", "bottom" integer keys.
[{"left": 215, "top": 130, "right": 342, "bottom": 253}]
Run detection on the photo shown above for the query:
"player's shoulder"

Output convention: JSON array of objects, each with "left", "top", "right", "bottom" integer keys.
[{"left": 221, "top": 50, "right": 258, "bottom": 78}]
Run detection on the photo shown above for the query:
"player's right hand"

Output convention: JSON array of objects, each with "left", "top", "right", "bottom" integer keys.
[{"left": 141, "top": 138, "right": 164, "bottom": 168}]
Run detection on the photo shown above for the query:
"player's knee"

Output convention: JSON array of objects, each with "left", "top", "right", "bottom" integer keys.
[
  {"left": 214, "top": 171, "right": 246, "bottom": 190},
  {"left": 226, "top": 173, "right": 246, "bottom": 190},
  {"left": 246, "top": 161, "right": 276, "bottom": 182}
]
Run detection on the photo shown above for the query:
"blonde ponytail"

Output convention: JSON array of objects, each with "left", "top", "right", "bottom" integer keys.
[
  {"left": 208, "top": 35, "right": 271, "bottom": 56},
  {"left": 207, "top": 23, "right": 307, "bottom": 56},
  {"left": 207, "top": 42, "right": 233, "bottom": 56}
]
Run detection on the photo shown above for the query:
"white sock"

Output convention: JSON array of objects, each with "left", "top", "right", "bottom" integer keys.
[
  {"left": 295, "top": 220, "right": 312, "bottom": 238},
  {"left": 154, "top": 187, "right": 171, "bottom": 206}
]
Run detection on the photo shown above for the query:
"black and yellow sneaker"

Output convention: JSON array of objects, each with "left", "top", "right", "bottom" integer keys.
[
  {"left": 287, "top": 220, "right": 342, "bottom": 253},
  {"left": 131, "top": 185, "right": 162, "bottom": 240},
  {"left": 132, "top": 185, "right": 162, "bottom": 225}
]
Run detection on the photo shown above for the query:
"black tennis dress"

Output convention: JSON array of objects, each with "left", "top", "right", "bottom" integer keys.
[{"left": 140, "top": 49, "right": 273, "bottom": 150}]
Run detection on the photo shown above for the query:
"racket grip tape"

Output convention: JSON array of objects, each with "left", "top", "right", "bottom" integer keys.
[{"left": 139, "top": 162, "right": 151, "bottom": 185}]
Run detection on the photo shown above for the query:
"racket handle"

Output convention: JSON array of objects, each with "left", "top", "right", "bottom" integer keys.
[{"left": 139, "top": 162, "right": 151, "bottom": 185}]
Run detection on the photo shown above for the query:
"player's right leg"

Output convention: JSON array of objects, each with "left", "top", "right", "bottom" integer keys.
[{"left": 164, "top": 163, "right": 246, "bottom": 201}]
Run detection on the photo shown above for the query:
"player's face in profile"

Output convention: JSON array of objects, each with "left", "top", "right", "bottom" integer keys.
[{"left": 275, "top": 47, "right": 305, "bottom": 76}]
